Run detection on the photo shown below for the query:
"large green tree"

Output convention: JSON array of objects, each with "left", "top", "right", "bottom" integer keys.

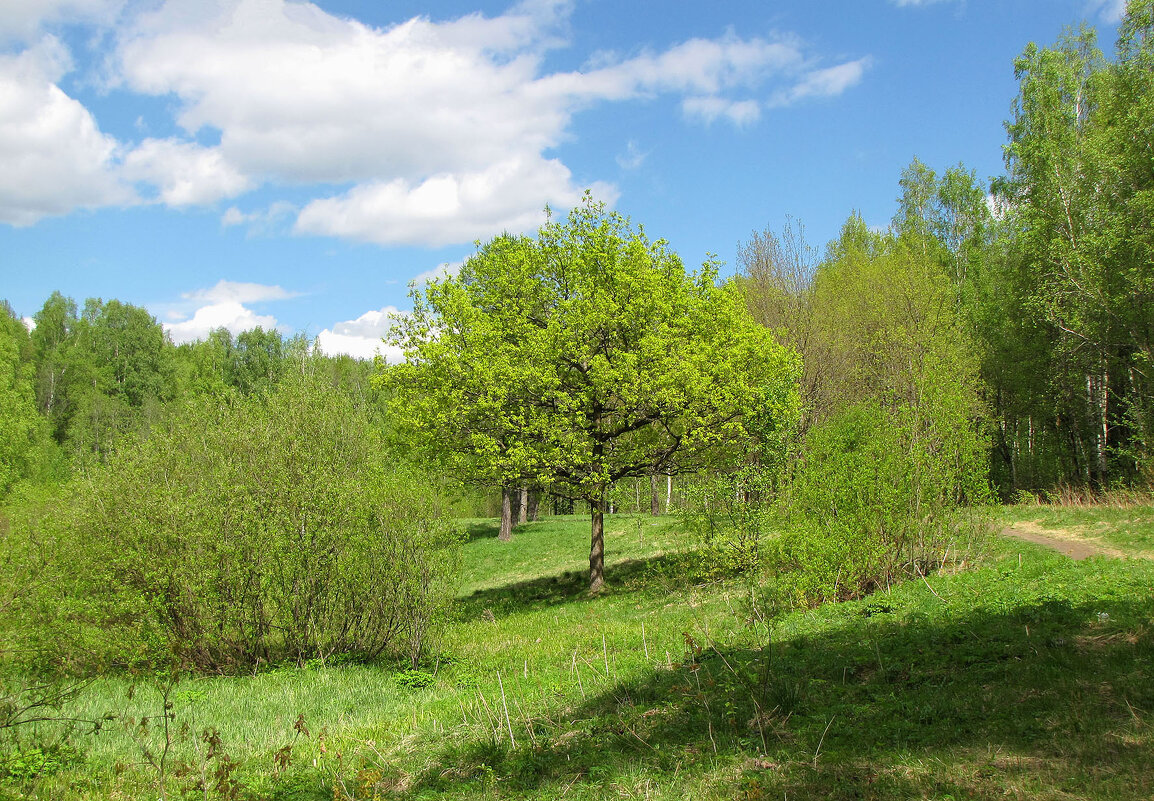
[{"left": 386, "top": 198, "right": 800, "bottom": 591}]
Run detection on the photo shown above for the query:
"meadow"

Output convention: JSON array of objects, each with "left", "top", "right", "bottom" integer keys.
[{"left": 3, "top": 507, "right": 1151, "bottom": 800}]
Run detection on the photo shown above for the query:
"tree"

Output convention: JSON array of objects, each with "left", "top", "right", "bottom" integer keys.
[
  {"left": 735, "top": 219, "right": 827, "bottom": 430},
  {"left": 0, "top": 303, "right": 53, "bottom": 497},
  {"left": 30, "top": 291, "right": 79, "bottom": 443},
  {"left": 230, "top": 326, "right": 286, "bottom": 395},
  {"left": 386, "top": 197, "right": 800, "bottom": 592}
]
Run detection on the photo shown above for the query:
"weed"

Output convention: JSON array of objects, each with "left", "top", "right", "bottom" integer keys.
[
  {"left": 394, "top": 669, "right": 435, "bottom": 691},
  {"left": 0, "top": 741, "right": 81, "bottom": 782}
]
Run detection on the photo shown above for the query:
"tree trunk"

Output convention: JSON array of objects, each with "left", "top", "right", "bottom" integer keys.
[
  {"left": 527, "top": 490, "right": 540, "bottom": 522},
  {"left": 666, "top": 475, "right": 672, "bottom": 510},
  {"left": 499, "top": 487, "right": 514, "bottom": 542},
  {"left": 517, "top": 486, "right": 528, "bottom": 525},
  {"left": 650, "top": 473, "right": 660, "bottom": 516},
  {"left": 589, "top": 493, "right": 606, "bottom": 593}
]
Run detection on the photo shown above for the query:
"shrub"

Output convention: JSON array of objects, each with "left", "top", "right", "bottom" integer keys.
[
  {"left": 29, "top": 371, "right": 459, "bottom": 673},
  {"left": 770, "top": 387, "right": 991, "bottom": 608}
]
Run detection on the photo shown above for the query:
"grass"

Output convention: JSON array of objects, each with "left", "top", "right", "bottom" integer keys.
[{"left": 2, "top": 508, "right": 1153, "bottom": 799}]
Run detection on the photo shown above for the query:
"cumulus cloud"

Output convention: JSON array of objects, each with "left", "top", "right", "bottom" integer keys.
[
  {"left": 116, "top": 1, "right": 566, "bottom": 185},
  {"left": 315, "top": 306, "right": 406, "bottom": 361},
  {"left": 161, "top": 280, "right": 298, "bottom": 343},
  {"left": 109, "top": 0, "right": 867, "bottom": 245},
  {"left": 0, "top": 0, "right": 871, "bottom": 243},
  {"left": 296, "top": 155, "right": 617, "bottom": 246},
  {"left": 0, "top": 37, "right": 132, "bottom": 225},
  {"left": 0, "top": 0, "right": 125, "bottom": 42},
  {"left": 164, "top": 301, "right": 281, "bottom": 344},
  {"left": 122, "top": 139, "right": 252, "bottom": 206}
]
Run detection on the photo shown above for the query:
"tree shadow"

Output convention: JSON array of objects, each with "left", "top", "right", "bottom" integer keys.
[
  {"left": 421, "top": 572, "right": 1154, "bottom": 799},
  {"left": 460, "top": 519, "right": 502, "bottom": 541},
  {"left": 452, "top": 552, "right": 692, "bottom": 621}
]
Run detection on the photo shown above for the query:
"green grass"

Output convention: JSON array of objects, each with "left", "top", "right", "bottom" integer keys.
[{"left": 3, "top": 509, "right": 1153, "bottom": 800}]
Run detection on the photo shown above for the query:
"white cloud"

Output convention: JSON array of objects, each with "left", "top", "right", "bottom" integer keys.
[
  {"left": 116, "top": 1, "right": 565, "bottom": 184},
  {"left": 184, "top": 279, "right": 299, "bottom": 305},
  {"left": 315, "top": 306, "right": 406, "bottom": 362},
  {"left": 682, "top": 96, "right": 760, "bottom": 126},
  {"left": 164, "top": 300, "right": 281, "bottom": 344},
  {"left": 1087, "top": 0, "right": 1126, "bottom": 23},
  {"left": 221, "top": 201, "right": 297, "bottom": 235},
  {"left": 615, "top": 139, "right": 647, "bottom": 170},
  {"left": 296, "top": 155, "right": 617, "bottom": 246},
  {"left": 0, "top": 0, "right": 125, "bottom": 42},
  {"left": 108, "top": 0, "right": 865, "bottom": 246},
  {"left": 0, "top": 0, "right": 871, "bottom": 242},
  {"left": 122, "top": 138, "right": 252, "bottom": 206},
  {"left": 0, "top": 37, "right": 132, "bottom": 225},
  {"left": 160, "top": 280, "right": 299, "bottom": 343},
  {"left": 770, "top": 57, "right": 872, "bottom": 107},
  {"left": 410, "top": 260, "right": 464, "bottom": 286}
]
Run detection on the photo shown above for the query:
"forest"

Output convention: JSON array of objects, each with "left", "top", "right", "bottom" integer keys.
[{"left": 0, "top": 4, "right": 1152, "bottom": 800}]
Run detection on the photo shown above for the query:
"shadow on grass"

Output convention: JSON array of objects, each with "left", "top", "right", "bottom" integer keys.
[
  {"left": 461, "top": 519, "right": 501, "bottom": 541},
  {"left": 425, "top": 560, "right": 1154, "bottom": 800},
  {"left": 459, "top": 514, "right": 595, "bottom": 542},
  {"left": 452, "top": 551, "right": 694, "bottom": 621}
]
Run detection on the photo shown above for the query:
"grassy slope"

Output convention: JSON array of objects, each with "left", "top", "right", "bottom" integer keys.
[{"left": 5, "top": 510, "right": 1154, "bottom": 800}]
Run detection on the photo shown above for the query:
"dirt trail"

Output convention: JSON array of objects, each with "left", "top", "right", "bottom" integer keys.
[{"left": 999, "top": 520, "right": 1130, "bottom": 560}]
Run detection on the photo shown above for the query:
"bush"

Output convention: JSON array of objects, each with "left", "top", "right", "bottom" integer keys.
[
  {"left": 27, "top": 371, "right": 459, "bottom": 673},
  {"left": 769, "top": 389, "right": 991, "bottom": 609}
]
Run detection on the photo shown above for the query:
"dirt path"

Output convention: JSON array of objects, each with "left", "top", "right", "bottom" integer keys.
[{"left": 999, "top": 521, "right": 1129, "bottom": 560}]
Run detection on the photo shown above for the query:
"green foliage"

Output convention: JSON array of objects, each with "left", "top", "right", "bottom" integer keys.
[
  {"left": 3, "top": 507, "right": 1152, "bottom": 799},
  {"left": 732, "top": 210, "right": 993, "bottom": 606},
  {"left": 25, "top": 370, "right": 460, "bottom": 673},
  {"left": 394, "top": 668, "right": 436, "bottom": 691},
  {"left": 26, "top": 292, "right": 175, "bottom": 463}
]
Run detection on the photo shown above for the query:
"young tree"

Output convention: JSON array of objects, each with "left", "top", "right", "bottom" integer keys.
[{"left": 386, "top": 197, "right": 800, "bottom": 592}]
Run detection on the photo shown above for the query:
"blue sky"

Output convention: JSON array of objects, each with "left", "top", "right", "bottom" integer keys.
[{"left": 0, "top": 0, "right": 1127, "bottom": 359}]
